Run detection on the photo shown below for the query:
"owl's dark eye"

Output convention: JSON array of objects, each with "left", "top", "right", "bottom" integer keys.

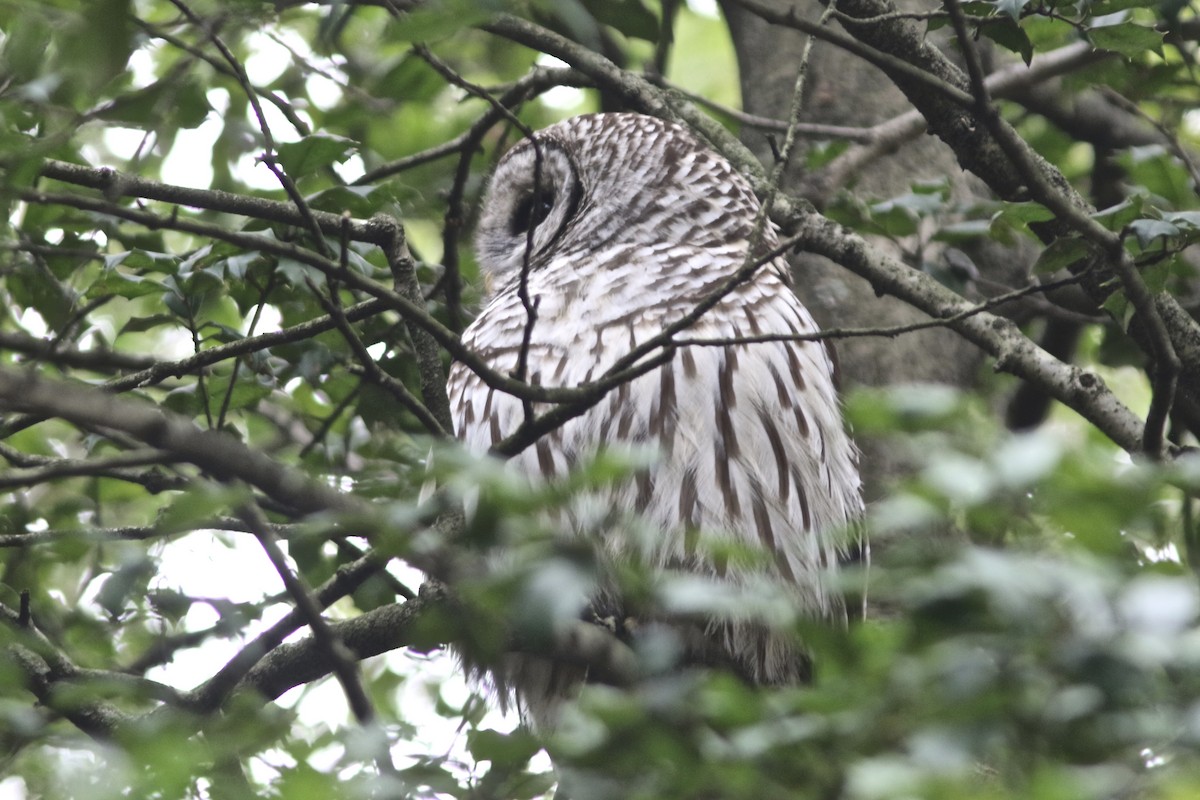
[{"left": 510, "top": 188, "right": 555, "bottom": 236}]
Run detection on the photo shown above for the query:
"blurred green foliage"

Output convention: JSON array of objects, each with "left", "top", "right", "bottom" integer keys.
[{"left": 1, "top": 0, "right": 1200, "bottom": 798}]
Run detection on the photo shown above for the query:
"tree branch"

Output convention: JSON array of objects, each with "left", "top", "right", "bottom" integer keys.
[
  {"left": 0, "top": 365, "right": 363, "bottom": 516},
  {"left": 793, "top": 213, "right": 1151, "bottom": 454}
]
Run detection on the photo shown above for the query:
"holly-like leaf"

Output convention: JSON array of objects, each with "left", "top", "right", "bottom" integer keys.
[
  {"left": 989, "top": 0, "right": 1031, "bottom": 20},
  {"left": 105, "top": 250, "right": 180, "bottom": 274},
  {"left": 1088, "top": 21, "right": 1163, "bottom": 58},
  {"left": 1093, "top": 195, "right": 1146, "bottom": 231},
  {"left": 86, "top": 268, "right": 164, "bottom": 300},
  {"left": 1165, "top": 210, "right": 1200, "bottom": 230},
  {"left": 990, "top": 200, "right": 1056, "bottom": 241},
  {"left": 1128, "top": 217, "right": 1180, "bottom": 247},
  {"left": 8, "top": 262, "right": 75, "bottom": 330},
  {"left": 980, "top": 16, "right": 1033, "bottom": 65}
]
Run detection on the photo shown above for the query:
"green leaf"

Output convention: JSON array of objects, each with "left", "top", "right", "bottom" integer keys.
[
  {"left": 581, "top": 0, "right": 659, "bottom": 40},
  {"left": 375, "top": 55, "right": 448, "bottom": 104},
  {"left": 1032, "top": 236, "right": 1091, "bottom": 274},
  {"left": 868, "top": 191, "right": 946, "bottom": 237},
  {"left": 95, "top": 553, "right": 156, "bottom": 620},
  {"left": 8, "top": 262, "right": 75, "bottom": 330},
  {"left": 993, "top": 201, "right": 1056, "bottom": 226},
  {"left": 306, "top": 184, "right": 397, "bottom": 217},
  {"left": 934, "top": 219, "right": 993, "bottom": 243},
  {"left": 0, "top": 136, "right": 45, "bottom": 191},
  {"left": 62, "top": 0, "right": 134, "bottom": 95},
  {"left": 1092, "top": 195, "right": 1145, "bottom": 231},
  {"left": 119, "top": 314, "right": 177, "bottom": 335},
  {"left": 388, "top": 0, "right": 501, "bottom": 42},
  {"left": 980, "top": 16, "right": 1033, "bottom": 64},
  {"left": 1087, "top": 21, "right": 1163, "bottom": 58},
  {"left": 89, "top": 260, "right": 171, "bottom": 299},
  {"left": 146, "top": 588, "right": 194, "bottom": 624},
  {"left": 1128, "top": 217, "right": 1179, "bottom": 247},
  {"left": 105, "top": 250, "right": 180, "bottom": 273},
  {"left": 1, "top": 14, "right": 53, "bottom": 84},
  {"left": 163, "top": 371, "right": 273, "bottom": 418},
  {"left": 97, "top": 77, "right": 211, "bottom": 130},
  {"left": 1166, "top": 210, "right": 1200, "bottom": 230},
  {"left": 467, "top": 728, "right": 540, "bottom": 768},
  {"left": 989, "top": 200, "right": 1056, "bottom": 241},
  {"left": 156, "top": 484, "right": 252, "bottom": 534},
  {"left": 1087, "top": 0, "right": 1157, "bottom": 13},
  {"left": 1102, "top": 287, "right": 1135, "bottom": 328},
  {"left": 275, "top": 133, "right": 358, "bottom": 179},
  {"left": 804, "top": 139, "right": 850, "bottom": 170}
]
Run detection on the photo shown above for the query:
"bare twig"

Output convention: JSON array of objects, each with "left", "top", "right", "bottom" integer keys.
[
  {"left": 238, "top": 501, "right": 396, "bottom": 775},
  {"left": 0, "top": 365, "right": 364, "bottom": 517},
  {"left": 647, "top": 74, "right": 875, "bottom": 139},
  {"left": 35, "top": 160, "right": 386, "bottom": 245},
  {"left": 0, "top": 329, "right": 156, "bottom": 372},
  {"left": 187, "top": 545, "right": 392, "bottom": 712},
  {"left": 717, "top": 0, "right": 975, "bottom": 108},
  {"left": 0, "top": 448, "right": 182, "bottom": 491},
  {"left": 15, "top": 188, "right": 572, "bottom": 406},
  {"left": 132, "top": 16, "right": 311, "bottom": 137},
  {"left": 674, "top": 273, "right": 1089, "bottom": 347},
  {"left": 793, "top": 214, "right": 1150, "bottom": 454}
]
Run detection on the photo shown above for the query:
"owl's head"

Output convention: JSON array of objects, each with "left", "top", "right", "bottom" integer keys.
[{"left": 473, "top": 113, "right": 759, "bottom": 289}]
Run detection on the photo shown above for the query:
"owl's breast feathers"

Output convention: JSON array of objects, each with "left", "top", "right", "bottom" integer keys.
[{"left": 448, "top": 248, "right": 862, "bottom": 618}]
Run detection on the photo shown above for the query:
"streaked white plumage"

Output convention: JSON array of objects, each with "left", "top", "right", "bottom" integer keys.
[{"left": 448, "top": 113, "right": 862, "bottom": 726}]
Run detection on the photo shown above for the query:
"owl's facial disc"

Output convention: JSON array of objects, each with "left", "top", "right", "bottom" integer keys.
[{"left": 475, "top": 139, "right": 583, "bottom": 281}]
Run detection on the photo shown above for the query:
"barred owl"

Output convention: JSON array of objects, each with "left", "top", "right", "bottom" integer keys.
[{"left": 447, "top": 113, "right": 862, "bottom": 726}]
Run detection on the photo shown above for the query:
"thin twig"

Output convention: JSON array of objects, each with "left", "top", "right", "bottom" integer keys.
[
  {"left": 186, "top": 545, "right": 392, "bottom": 712},
  {"left": 238, "top": 501, "right": 396, "bottom": 776},
  {"left": 718, "top": 0, "right": 975, "bottom": 108},
  {"left": 131, "top": 16, "right": 311, "bottom": 137},
  {"left": 674, "top": 273, "right": 1089, "bottom": 346},
  {"left": 352, "top": 66, "right": 589, "bottom": 187},
  {"left": 35, "top": 160, "right": 388, "bottom": 244},
  {"left": 0, "top": 365, "right": 367, "bottom": 517},
  {"left": 0, "top": 330, "right": 156, "bottom": 372},
  {"left": 216, "top": 270, "right": 278, "bottom": 432},
  {"left": 646, "top": 74, "right": 875, "bottom": 139}
]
